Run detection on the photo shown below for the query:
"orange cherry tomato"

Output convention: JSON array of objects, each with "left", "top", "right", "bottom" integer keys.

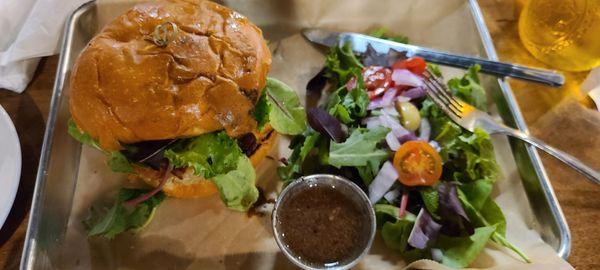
[
  {"left": 392, "top": 57, "right": 427, "bottom": 75},
  {"left": 393, "top": 141, "right": 442, "bottom": 186}
]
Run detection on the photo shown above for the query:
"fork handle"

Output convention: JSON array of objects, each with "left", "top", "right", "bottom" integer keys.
[{"left": 498, "top": 128, "right": 600, "bottom": 185}]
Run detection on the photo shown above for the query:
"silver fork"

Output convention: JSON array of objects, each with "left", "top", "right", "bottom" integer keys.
[{"left": 422, "top": 71, "right": 600, "bottom": 185}]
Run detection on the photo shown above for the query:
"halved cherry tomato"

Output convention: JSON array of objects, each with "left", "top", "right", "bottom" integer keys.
[
  {"left": 392, "top": 57, "right": 427, "bottom": 75},
  {"left": 393, "top": 141, "right": 442, "bottom": 186},
  {"left": 362, "top": 66, "right": 392, "bottom": 91}
]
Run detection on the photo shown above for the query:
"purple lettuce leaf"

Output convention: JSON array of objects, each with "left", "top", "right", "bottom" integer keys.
[
  {"left": 438, "top": 182, "right": 475, "bottom": 237},
  {"left": 307, "top": 107, "right": 347, "bottom": 143}
]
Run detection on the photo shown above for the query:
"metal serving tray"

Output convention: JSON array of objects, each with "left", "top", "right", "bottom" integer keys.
[{"left": 20, "top": 0, "right": 570, "bottom": 269}]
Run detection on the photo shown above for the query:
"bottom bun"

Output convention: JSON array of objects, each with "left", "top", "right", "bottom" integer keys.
[{"left": 129, "top": 128, "right": 277, "bottom": 199}]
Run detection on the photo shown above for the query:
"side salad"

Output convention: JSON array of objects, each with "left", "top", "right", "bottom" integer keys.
[{"left": 278, "top": 31, "right": 530, "bottom": 268}]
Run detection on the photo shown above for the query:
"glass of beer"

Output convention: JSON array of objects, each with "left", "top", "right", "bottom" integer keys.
[{"left": 519, "top": 0, "right": 600, "bottom": 71}]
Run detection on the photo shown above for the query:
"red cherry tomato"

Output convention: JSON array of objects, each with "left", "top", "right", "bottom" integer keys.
[
  {"left": 392, "top": 57, "right": 427, "bottom": 75},
  {"left": 362, "top": 66, "right": 392, "bottom": 91}
]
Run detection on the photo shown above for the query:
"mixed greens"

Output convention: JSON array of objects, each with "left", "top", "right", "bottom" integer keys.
[
  {"left": 69, "top": 77, "right": 306, "bottom": 238},
  {"left": 278, "top": 30, "right": 529, "bottom": 267}
]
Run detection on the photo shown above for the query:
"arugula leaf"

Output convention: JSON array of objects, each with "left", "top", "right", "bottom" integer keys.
[
  {"left": 369, "top": 27, "right": 410, "bottom": 44},
  {"left": 68, "top": 119, "right": 134, "bottom": 173},
  {"left": 253, "top": 89, "right": 270, "bottom": 131},
  {"left": 264, "top": 78, "right": 307, "bottom": 135},
  {"left": 324, "top": 43, "right": 363, "bottom": 86},
  {"left": 164, "top": 131, "right": 242, "bottom": 179},
  {"left": 211, "top": 157, "right": 259, "bottom": 211},
  {"left": 447, "top": 64, "right": 487, "bottom": 111},
  {"left": 437, "top": 225, "right": 496, "bottom": 268},
  {"left": 328, "top": 127, "right": 390, "bottom": 168},
  {"left": 278, "top": 131, "right": 320, "bottom": 182},
  {"left": 83, "top": 188, "right": 166, "bottom": 239}
]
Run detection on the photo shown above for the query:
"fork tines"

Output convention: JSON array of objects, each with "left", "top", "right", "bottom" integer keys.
[{"left": 422, "top": 70, "right": 464, "bottom": 119}]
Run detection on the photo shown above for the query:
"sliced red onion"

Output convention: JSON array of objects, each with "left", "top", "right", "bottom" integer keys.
[
  {"left": 418, "top": 118, "right": 431, "bottom": 141},
  {"left": 392, "top": 69, "right": 424, "bottom": 87},
  {"left": 368, "top": 161, "right": 399, "bottom": 204},
  {"left": 398, "top": 190, "right": 409, "bottom": 218},
  {"left": 385, "top": 131, "right": 401, "bottom": 151},
  {"left": 124, "top": 163, "right": 173, "bottom": 207},
  {"left": 398, "top": 132, "right": 420, "bottom": 143},
  {"left": 408, "top": 208, "right": 442, "bottom": 249},
  {"left": 382, "top": 105, "right": 399, "bottom": 117},
  {"left": 368, "top": 97, "right": 385, "bottom": 110},
  {"left": 368, "top": 87, "right": 397, "bottom": 110},
  {"left": 383, "top": 188, "right": 401, "bottom": 202},
  {"left": 429, "top": 140, "right": 441, "bottom": 152},
  {"left": 363, "top": 116, "right": 381, "bottom": 129},
  {"left": 345, "top": 76, "right": 357, "bottom": 91},
  {"left": 379, "top": 110, "right": 410, "bottom": 138},
  {"left": 402, "top": 87, "right": 426, "bottom": 99},
  {"left": 396, "top": 95, "right": 411, "bottom": 103},
  {"left": 431, "top": 248, "right": 444, "bottom": 262}
]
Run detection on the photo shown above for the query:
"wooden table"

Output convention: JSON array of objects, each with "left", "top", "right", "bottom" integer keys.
[{"left": 1, "top": 1, "right": 599, "bottom": 269}]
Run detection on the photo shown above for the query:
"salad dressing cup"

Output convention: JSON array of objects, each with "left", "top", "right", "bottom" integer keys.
[{"left": 272, "top": 174, "right": 376, "bottom": 270}]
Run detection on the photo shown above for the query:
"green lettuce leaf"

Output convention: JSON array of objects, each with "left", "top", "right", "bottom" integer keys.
[
  {"left": 253, "top": 89, "right": 270, "bottom": 131},
  {"left": 420, "top": 187, "right": 441, "bottom": 220},
  {"left": 163, "top": 131, "right": 259, "bottom": 211},
  {"left": 324, "top": 43, "right": 363, "bottom": 86},
  {"left": 356, "top": 160, "right": 380, "bottom": 186},
  {"left": 375, "top": 204, "right": 417, "bottom": 254},
  {"left": 264, "top": 78, "right": 307, "bottom": 135},
  {"left": 83, "top": 188, "right": 166, "bottom": 239},
  {"left": 326, "top": 76, "right": 370, "bottom": 125},
  {"left": 437, "top": 225, "right": 496, "bottom": 268},
  {"left": 107, "top": 151, "right": 134, "bottom": 173},
  {"left": 374, "top": 204, "right": 416, "bottom": 229},
  {"left": 447, "top": 64, "right": 487, "bottom": 111},
  {"left": 342, "top": 82, "right": 370, "bottom": 120},
  {"left": 68, "top": 119, "right": 101, "bottom": 150},
  {"left": 369, "top": 27, "right": 410, "bottom": 44},
  {"left": 381, "top": 219, "right": 414, "bottom": 253},
  {"left": 68, "top": 119, "right": 134, "bottom": 173},
  {"left": 278, "top": 131, "right": 321, "bottom": 182},
  {"left": 328, "top": 127, "right": 390, "bottom": 168},
  {"left": 427, "top": 63, "right": 443, "bottom": 78},
  {"left": 164, "top": 131, "right": 242, "bottom": 179},
  {"left": 212, "top": 157, "right": 259, "bottom": 211},
  {"left": 457, "top": 190, "right": 530, "bottom": 262}
]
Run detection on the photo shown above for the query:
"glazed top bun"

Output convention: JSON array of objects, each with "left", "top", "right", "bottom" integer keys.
[{"left": 69, "top": 0, "right": 271, "bottom": 150}]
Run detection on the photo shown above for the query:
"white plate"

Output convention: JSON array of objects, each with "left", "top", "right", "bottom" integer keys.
[{"left": 0, "top": 105, "right": 21, "bottom": 230}]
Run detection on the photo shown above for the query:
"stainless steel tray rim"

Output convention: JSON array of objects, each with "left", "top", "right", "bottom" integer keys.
[
  {"left": 468, "top": 0, "right": 570, "bottom": 259},
  {"left": 19, "top": 1, "right": 572, "bottom": 269}
]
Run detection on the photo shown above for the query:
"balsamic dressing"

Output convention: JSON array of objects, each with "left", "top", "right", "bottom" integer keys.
[{"left": 277, "top": 185, "right": 369, "bottom": 266}]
